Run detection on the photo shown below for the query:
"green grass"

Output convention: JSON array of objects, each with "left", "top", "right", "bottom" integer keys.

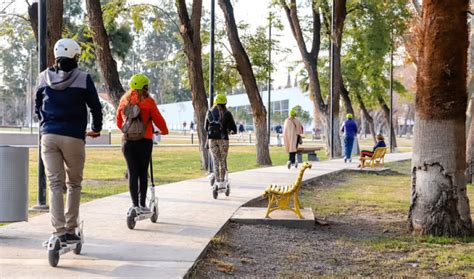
[
  {"left": 301, "top": 160, "right": 474, "bottom": 277},
  {"left": 301, "top": 161, "right": 412, "bottom": 218},
  {"left": 363, "top": 232, "right": 474, "bottom": 275}
]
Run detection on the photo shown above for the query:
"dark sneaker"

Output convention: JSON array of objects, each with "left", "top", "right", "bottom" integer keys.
[
  {"left": 58, "top": 234, "right": 67, "bottom": 243},
  {"left": 65, "top": 233, "right": 81, "bottom": 243},
  {"left": 287, "top": 161, "right": 291, "bottom": 169}
]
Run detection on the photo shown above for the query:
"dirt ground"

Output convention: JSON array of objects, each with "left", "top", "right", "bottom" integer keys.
[
  {"left": 191, "top": 214, "right": 420, "bottom": 278},
  {"left": 190, "top": 166, "right": 474, "bottom": 278}
]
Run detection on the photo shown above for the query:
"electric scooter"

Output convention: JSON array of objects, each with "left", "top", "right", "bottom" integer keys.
[
  {"left": 43, "top": 220, "right": 84, "bottom": 267},
  {"left": 212, "top": 173, "right": 230, "bottom": 199},
  {"left": 207, "top": 143, "right": 231, "bottom": 199},
  {"left": 126, "top": 159, "right": 159, "bottom": 230},
  {"left": 211, "top": 171, "right": 230, "bottom": 199}
]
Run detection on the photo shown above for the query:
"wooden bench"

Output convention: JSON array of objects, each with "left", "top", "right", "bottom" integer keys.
[
  {"left": 297, "top": 146, "right": 322, "bottom": 162},
  {"left": 360, "top": 147, "right": 387, "bottom": 168},
  {"left": 263, "top": 162, "right": 312, "bottom": 219}
]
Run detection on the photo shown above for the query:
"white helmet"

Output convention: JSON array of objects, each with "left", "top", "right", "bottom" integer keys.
[{"left": 54, "top": 38, "right": 81, "bottom": 59}]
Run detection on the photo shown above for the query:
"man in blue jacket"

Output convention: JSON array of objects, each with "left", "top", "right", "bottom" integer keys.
[
  {"left": 35, "top": 38, "right": 102, "bottom": 243},
  {"left": 341, "top": 113, "right": 357, "bottom": 163}
]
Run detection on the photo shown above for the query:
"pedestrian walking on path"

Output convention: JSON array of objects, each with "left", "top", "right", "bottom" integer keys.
[
  {"left": 35, "top": 38, "right": 103, "bottom": 243},
  {"left": 283, "top": 108, "right": 304, "bottom": 169},
  {"left": 117, "top": 73, "right": 168, "bottom": 213},
  {"left": 205, "top": 93, "right": 237, "bottom": 191},
  {"left": 341, "top": 113, "right": 358, "bottom": 163}
]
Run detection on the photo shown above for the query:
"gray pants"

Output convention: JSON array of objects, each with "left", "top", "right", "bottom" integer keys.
[
  {"left": 41, "top": 134, "right": 85, "bottom": 235},
  {"left": 209, "top": 139, "right": 229, "bottom": 182}
]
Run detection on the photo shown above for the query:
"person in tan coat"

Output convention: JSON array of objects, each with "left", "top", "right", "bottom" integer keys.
[{"left": 283, "top": 108, "right": 304, "bottom": 169}]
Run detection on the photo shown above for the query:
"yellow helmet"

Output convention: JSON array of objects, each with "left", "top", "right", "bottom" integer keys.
[
  {"left": 346, "top": 113, "right": 353, "bottom": 119},
  {"left": 289, "top": 108, "right": 297, "bottom": 117},
  {"left": 128, "top": 74, "right": 150, "bottom": 90},
  {"left": 214, "top": 93, "right": 227, "bottom": 105}
]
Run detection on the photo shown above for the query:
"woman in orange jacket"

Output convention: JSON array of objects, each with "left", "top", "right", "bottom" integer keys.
[{"left": 116, "top": 74, "right": 168, "bottom": 213}]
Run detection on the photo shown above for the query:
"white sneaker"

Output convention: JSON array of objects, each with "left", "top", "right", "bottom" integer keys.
[
  {"left": 287, "top": 161, "right": 291, "bottom": 169},
  {"left": 208, "top": 173, "right": 215, "bottom": 181}
]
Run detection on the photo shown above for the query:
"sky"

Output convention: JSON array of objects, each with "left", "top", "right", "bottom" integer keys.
[{"left": 1, "top": 0, "right": 300, "bottom": 89}]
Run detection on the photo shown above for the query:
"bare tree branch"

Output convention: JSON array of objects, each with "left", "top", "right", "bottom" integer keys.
[
  {"left": 0, "top": 1, "right": 15, "bottom": 13},
  {"left": 0, "top": 13, "right": 30, "bottom": 22}
]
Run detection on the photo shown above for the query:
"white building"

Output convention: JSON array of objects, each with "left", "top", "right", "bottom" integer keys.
[{"left": 158, "top": 87, "right": 315, "bottom": 131}]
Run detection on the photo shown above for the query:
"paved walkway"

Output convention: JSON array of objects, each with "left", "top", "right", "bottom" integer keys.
[{"left": 0, "top": 153, "right": 411, "bottom": 278}]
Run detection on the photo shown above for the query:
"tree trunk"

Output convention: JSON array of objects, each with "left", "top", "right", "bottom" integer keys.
[
  {"left": 219, "top": 0, "right": 271, "bottom": 165},
  {"left": 341, "top": 85, "right": 354, "bottom": 116},
  {"left": 355, "top": 92, "right": 376, "bottom": 144},
  {"left": 465, "top": 8, "right": 474, "bottom": 183},
  {"left": 176, "top": 0, "right": 210, "bottom": 170},
  {"left": 279, "top": 0, "right": 343, "bottom": 156},
  {"left": 377, "top": 95, "right": 398, "bottom": 149},
  {"left": 27, "top": 1, "right": 62, "bottom": 66},
  {"left": 46, "top": 0, "right": 63, "bottom": 66},
  {"left": 409, "top": 0, "right": 472, "bottom": 237},
  {"left": 467, "top": 103, "right": 474, "bottom": 183},
  {"left": 85, "top": 0, "right": 124, "bottom": 108},
  {"left": 27, "top": 2, "right": 38, "bottom": 43},
  {"left": 329, "top": 0, "right": 347, "bottom": 157}
]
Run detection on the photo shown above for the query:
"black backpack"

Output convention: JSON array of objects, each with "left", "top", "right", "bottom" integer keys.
[{"left": 207, "top": 110, "right": 223, "bottom": 139}]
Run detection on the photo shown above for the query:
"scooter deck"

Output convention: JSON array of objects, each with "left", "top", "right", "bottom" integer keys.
[
  {"left": 42, "top": 241, "right": 81, "bottom": 256},
  {"left": 134, "top": 212, "right": 154, "bottom": 221}
]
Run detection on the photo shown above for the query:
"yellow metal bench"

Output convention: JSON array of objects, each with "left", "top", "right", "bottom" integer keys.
[
  {"left": 263, "top": 162, "right": 312, "bottom": 219},
  {"left": 360, "top": 147, "right": 387, "bottom": 168}
]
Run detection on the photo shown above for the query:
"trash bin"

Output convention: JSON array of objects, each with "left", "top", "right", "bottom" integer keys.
[{"left": 0, "top": 146, "right": 28, "bottom": 222}]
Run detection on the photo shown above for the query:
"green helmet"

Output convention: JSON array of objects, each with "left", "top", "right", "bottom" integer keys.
[
  {"left": 289, "top": 108, "right": 297, "bottom": 117},
  {"left": 346, "top": 113, "right": 353, "bottom": 119},
  {"left": 128, "top": 74, "right": 150, "bottom": 90},
  {"left": 214, "top": 93, "right": 227, "bottom": 105}
]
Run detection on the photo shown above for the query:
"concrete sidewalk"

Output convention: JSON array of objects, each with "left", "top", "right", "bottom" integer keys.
[{"left": 0, "top": 153, "right": 411, "bottom": 278}]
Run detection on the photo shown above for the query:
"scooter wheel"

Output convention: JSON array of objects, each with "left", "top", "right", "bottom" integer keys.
[
  {"left": 127, "top": 210, "right": 137, "bottom": 230},
  {"left": 73, "top": 231, "right": 82, "bottom": 255},
  {"left": 48, "top": 239, "right": 60, "bottom": 267},
  {"left": 150, "top": 205, "right": 158, "bottom": 223},
  {"left": 212, "top": 188, "right": 218, "bottom": 199},
  {"left": 225, "top": 184, "right": 230, "bottom": 197},
  {"left": 73, "top": 242, "right": 82, "bottom": 255}
]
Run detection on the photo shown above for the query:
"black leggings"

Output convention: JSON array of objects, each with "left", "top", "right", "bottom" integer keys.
[
  {"left": 288, "top": 140, "right": 300, "bottom": 164},
  {"left": 123, "top": 139, "right": 153, "bottom": 207}
]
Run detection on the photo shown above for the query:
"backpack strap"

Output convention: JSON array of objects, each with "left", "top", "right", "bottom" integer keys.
[{"left": 209, "top": 109, "right": 220, "bottom": 122}]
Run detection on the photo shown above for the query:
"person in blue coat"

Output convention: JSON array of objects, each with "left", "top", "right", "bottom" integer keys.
[
  {"left": 341, "top": 113, "right": 357, "bottom": 163},
  {"left": 35, "top": 38, "right": 102, "bottom": 243}
]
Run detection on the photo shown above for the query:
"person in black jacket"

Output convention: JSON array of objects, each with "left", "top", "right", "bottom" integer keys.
[
  {"left": 205, "top": 93, "right": 237, "bottom": 190},
  {"left": 35, "top": 38, "right": 102, "bottom": 243}
]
